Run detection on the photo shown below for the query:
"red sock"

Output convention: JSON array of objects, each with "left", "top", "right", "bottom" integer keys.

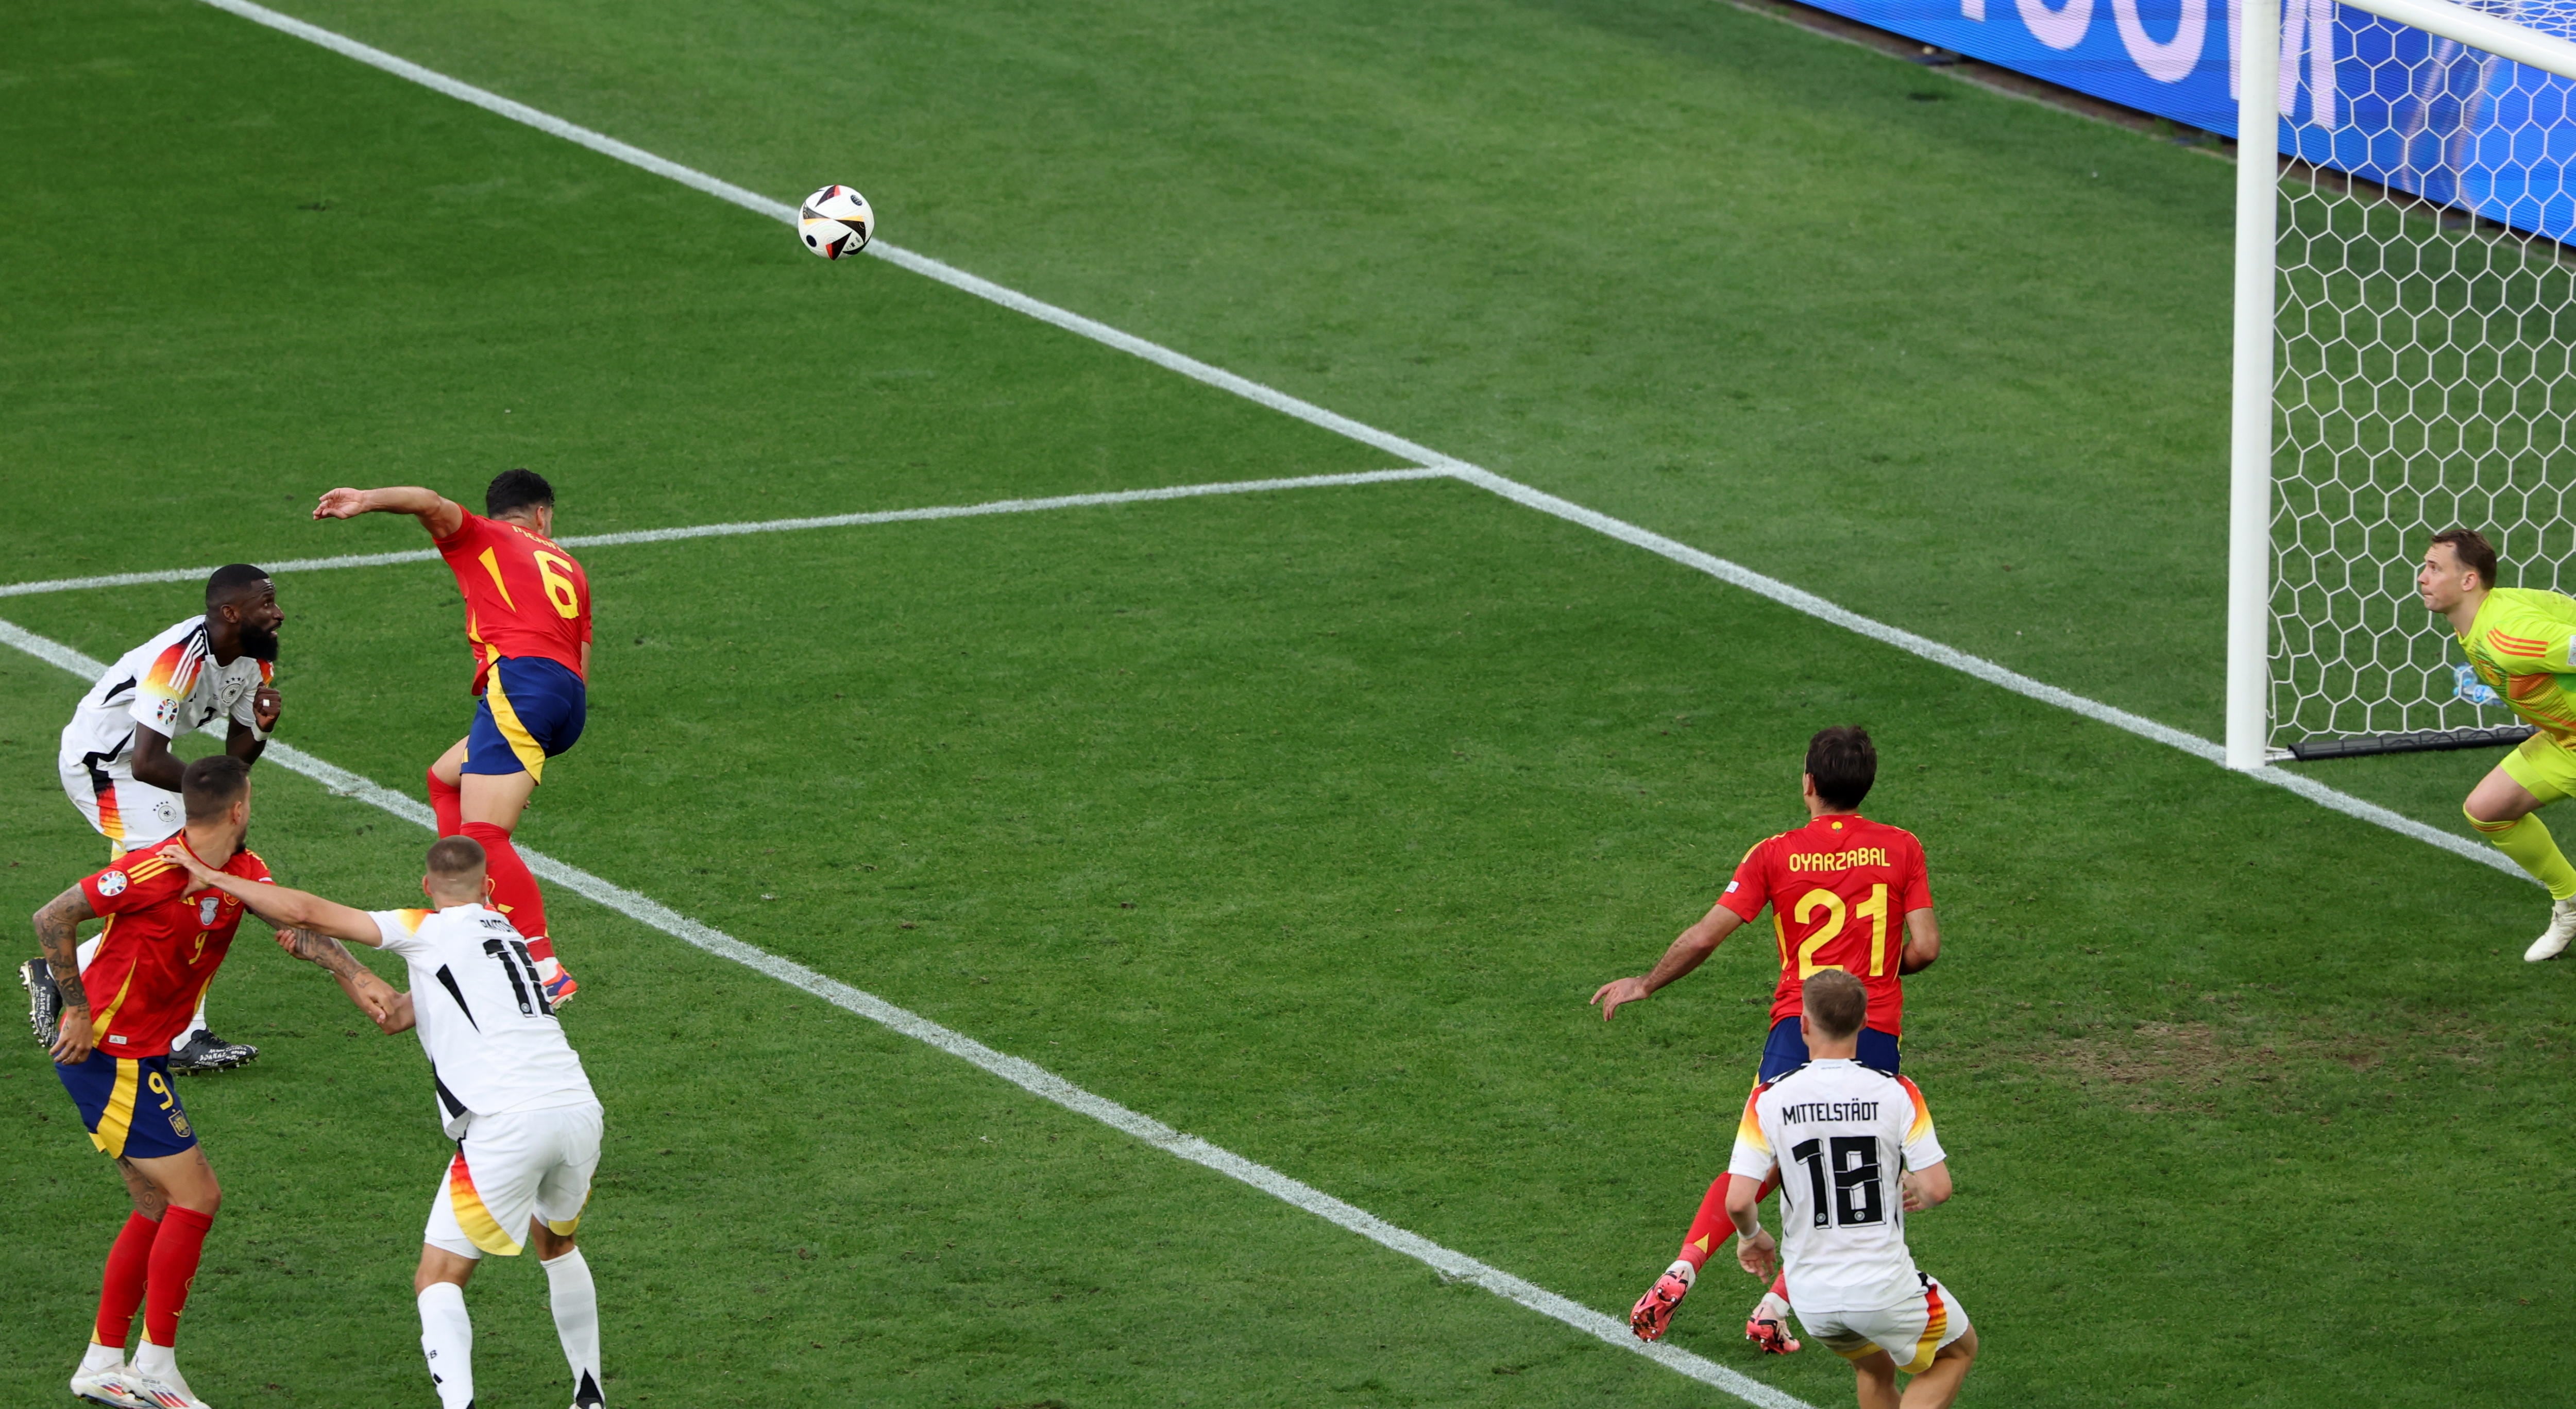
[
  {"left": 461, "top": 822, "right": 551, "bottom": 957},
  {"left": 1674, "top": 1176, "right": 1735, "bottom": 1271},
  {"left": 1768, "top": 1270, "right": 1788, "bottom": 1301},
  {"left": 143, "top": 1205, "right": 212, "bottom": 1347},
  {"left": 94, "top": 1211, "right": 159, "bottom": 1348},
  {"left": 427, "top": 768, "right": 463, "bottom": 837}
]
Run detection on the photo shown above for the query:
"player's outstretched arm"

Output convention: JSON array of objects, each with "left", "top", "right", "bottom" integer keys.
[
  {"left": 33, "top": 885, "right": 101, "bottom": 1063},
  {"left": 1898, "top": 908, "right": 1940, "bottom": 975},
  {"left": 1591, "top": 903, "right": 1746, "bottom": 1020},
  {"left": 312, "top": 485, "right": 465, "bottom": 540},
  {"left": 154, "top": 846, "right": 380, "bottom": 947}
]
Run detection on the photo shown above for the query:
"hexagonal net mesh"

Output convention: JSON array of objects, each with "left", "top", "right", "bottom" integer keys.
[{"left": 2273, "top": 4, "right": 2576, "bottom": 745}]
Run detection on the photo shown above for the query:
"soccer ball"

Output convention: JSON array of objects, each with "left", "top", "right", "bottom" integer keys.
[{"left": 799, "top": 184, "right": 874, "bottom": 261}]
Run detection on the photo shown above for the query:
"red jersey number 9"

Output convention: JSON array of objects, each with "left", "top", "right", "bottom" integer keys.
[{"left": 533, "top": 552, "right": 581, "bottom": 619}]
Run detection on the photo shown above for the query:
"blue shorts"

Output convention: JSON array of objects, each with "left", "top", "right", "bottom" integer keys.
[
  {"left": 1758, "top": 1015, "right": 1900, "bottom": 1083},
  {"left": 465, "top": 656, "right": 587, "bottom": 782},
  {"left": 57, "top": 1051, "right": 197, "bottom": 1161}
]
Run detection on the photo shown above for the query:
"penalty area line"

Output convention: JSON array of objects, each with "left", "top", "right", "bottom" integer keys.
[
  {"left": 186, "top": 0, "right": 2528, "bottom": 888},
  {"left": 0, "top": 613, "right": 1816, "bottom": 1409},
  {"left": 0, "top": 468, "right": 1447, "bottom": 600}
]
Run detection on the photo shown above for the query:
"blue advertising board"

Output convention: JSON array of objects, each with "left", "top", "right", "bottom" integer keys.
[{"left": 1806, "top": 0, "right": 2576, "bottom": 240}]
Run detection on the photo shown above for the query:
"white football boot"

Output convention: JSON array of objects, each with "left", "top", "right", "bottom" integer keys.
[
  {"left": 2527, "top": 896, "right": 2576, "bottom": 962},
  {"left": 69, "top": 1362, "right": 157, "bottom": 1409},
  {"left": 122, "top": 1367, "right": 212, "bottom": 1409}
]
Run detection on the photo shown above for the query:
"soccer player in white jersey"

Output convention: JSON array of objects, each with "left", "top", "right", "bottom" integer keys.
[
  {"left": 20, "top": 565, "right": 285, "bottom": 1075},
  {"left": 1725, "top": 971, "right": 1977, "bottom": 1408},
  {"left": 160, "top": 835, "right": 608, "bottom": 1409}
]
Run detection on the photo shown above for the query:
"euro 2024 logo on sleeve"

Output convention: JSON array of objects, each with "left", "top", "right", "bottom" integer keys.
[{"left": 96, "top": 871, "right": 127, "bottom": 898}]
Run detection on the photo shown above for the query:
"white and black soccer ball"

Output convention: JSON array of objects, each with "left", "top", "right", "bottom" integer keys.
[{"left": 799, "top": 184, "right": 875, "bottom": 261}]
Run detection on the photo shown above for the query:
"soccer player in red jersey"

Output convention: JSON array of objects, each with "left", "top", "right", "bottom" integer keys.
[
  {"left": 1590, "top": 726, "right": 1944, "bottom": 1354},
  {"left": 312, "top": 470, "right": 592, "bottom": 1005},
  {"left": 36, "top": 756, "right": 401, "bottom": 1409}
]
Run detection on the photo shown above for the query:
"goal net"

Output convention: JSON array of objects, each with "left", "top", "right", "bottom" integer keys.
[{"left": 2237, "top": 0, "right": 2576, "bottom": 762}]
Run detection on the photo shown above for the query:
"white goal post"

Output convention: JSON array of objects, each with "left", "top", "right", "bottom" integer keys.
[{"left": 2228, "top": 0, "right": 2576, "bottom": 769}]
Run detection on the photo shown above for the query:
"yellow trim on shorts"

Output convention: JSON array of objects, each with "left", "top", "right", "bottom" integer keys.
[
  {"left": 92, "top": 1059, "right": 139, "bottom": 1158},
  {"left": 2501, "top": 735, "right": 2576, "bottom": 807},
  {"left": 484, "top": 673, "right": 549, "bottom": 781}
]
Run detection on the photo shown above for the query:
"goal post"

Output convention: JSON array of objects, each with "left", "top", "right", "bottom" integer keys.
[{"left": 2227, "top": 0, "right": 2576, "bottom": 769}]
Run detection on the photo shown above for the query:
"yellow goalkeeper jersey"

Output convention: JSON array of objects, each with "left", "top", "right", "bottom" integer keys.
[{"left": 2460, "top": 587, "right": 2576, "bottom": 744}]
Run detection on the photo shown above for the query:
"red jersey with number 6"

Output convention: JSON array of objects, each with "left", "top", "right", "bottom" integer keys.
[
  {"left": 433, "top": 513, "right": 592, "bottom": 695},
  {"left": 1716, "top": 813, "right": 1933, "bottom": 1037},
  {"left": 75, "top": 839, "right": 273, "bottom": 1059}
]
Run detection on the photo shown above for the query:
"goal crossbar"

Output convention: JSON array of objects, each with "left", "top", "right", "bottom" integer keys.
[{"left": 2227, "top": 0, "right": 2576, "bottom": 769}]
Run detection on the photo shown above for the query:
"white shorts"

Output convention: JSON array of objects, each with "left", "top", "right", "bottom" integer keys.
[
  {"left": 58, "top": 758, "right": 182, "bottom": 856},
  {"left": 1797, "top": 1275, "right": 1972, "bottom": 1374},
  {"left": 425, "top": 1102, "right": 602, "bottom": 1260}
]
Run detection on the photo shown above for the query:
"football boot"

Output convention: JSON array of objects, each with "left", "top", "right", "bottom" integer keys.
[
  {"left": 69, "top": 1362, "right": 157, "bottom": 1409},
  {"left": 1744, "top": 1291, "right": 1801, "bottom": 1355},
  {"left": 2528, "top": 896, "right": 2576, "bottom": 962},
  {"left": 1628, "top": 1263, "right": 1693, "bottom": 1342},
  {"left": 167, "top": 1030, "right": 257, "bottom": 1076},
  {"left": 22, "top": 956, "right": 61, "bottom": 1050}
]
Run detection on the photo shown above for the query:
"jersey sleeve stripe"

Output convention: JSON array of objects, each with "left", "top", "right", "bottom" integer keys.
[{"left": 1897, "top": 1075, "right": 1933, "bottom": 1143}]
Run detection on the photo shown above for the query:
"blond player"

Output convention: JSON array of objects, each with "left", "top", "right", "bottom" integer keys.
[
  {"left": 162, "top": 836, "right": 607, "bottom": 1409},
  {"left": 1725, "top": 971, "right": 1976, "bottom": 1409},
  {"left": 2417, "top": 528, "right": 2576, "bottom": 960}
]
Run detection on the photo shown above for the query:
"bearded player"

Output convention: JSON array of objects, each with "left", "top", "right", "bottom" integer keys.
[
  {"left": 160, "top": 835, "right": 609, "bottom": 1409},
  {"left": 20, "top": 565, "right": 286, "bottom": 1075},
  {"left": 1590, "top": 725, "right": 1942, "bottom": 1353},
  {"left": 2417, "top": 528, "right": 2576, "bottom": 962},
  {"left": 36, "top": 756, "right": 400, "bottom": 1409},
  {"left": 312, "top": 470, "right": 591, "bottom": 1004}
]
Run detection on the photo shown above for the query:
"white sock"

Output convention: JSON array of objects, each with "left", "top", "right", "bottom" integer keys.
[
  {"left": 75, "top": 936, "right": 100, "bottom": 974},
  {"left": 542, "top": 1246, "right": 604, "bottom": 1405},
  {"left": 79, "top": 1342, "right": 123, "bottom": 1374},
  {"left": 132, "top": 1340, "right": 187, "bottom": 1398},
  {"left": 417, "top": 1282, "right": 474, "bottom": 1409}
]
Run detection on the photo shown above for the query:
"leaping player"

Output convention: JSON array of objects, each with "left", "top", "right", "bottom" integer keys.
[
  {"left": 1590, "top": 725, "right": 1941, "bottom": 1353},
  {"left": 312, "top": 470, "right": 591, "bottom": 1004},
  {"left": 2416, "top": 528, "right": 2576, "bottom": 961},
  {"left": 1726, "top": 971, "right": 1978, "bottom": 1407},
  {"left": 160, "top": 835, "right": 609, "bottom": 1409},
  {"left": 21, "top": 564, "right": 286, "bottom": 1075}
]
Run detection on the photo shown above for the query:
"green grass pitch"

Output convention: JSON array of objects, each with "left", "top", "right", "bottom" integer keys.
[{"left": 5, "top": 2, "right": 2573, "bottom": 1406}]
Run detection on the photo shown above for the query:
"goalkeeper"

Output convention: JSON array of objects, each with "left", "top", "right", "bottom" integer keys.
[{"left": 2419, "top": 528, "right": 2576, "bottom": 960}]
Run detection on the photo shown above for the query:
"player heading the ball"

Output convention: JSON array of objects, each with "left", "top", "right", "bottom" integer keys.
[
  {"left": 2418, "top": 529, "right": 2576, "bottom": 961},
  {"left": 313, "top": 470, "right": 592, "bottom": 1003},
  {"left": 1726, "top": 971, "right": 1977, "bottom": 1408},
  {"left": 158, "top": 835, "right": 609, "bottom": 1409}
]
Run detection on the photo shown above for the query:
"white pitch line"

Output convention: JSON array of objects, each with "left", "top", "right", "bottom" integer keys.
[
  {"left": 0, "top": 612, "right": 1812, "bottom": 1409},
  {"left": 0, "top": 469, "right": 1446, "bottom": 600},
  {"left": 183, "top": 0, "right": 2529, "bottom": 891}
]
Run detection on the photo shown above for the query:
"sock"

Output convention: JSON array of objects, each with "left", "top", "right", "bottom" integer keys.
[
  {"left": 1673, "top": 1176, "right": 1735, "bottom": 1271},
  {"left": 1766, "top": 1270, "right": 1789, "bottom": 1305},
  {"left": 142, "top": 1205, "right": 212, "bottom": 1349},
  {"left": 131, "top": 1340, "right": 190, "bottom": 1401},
  {"left": 461, "top": 822, "right": 552, "bottom": 957},
  {"left": 418, "top": 1282, "right": 475, "bottom": 1409},
  {"left": 76, "top": 935, "right": 100, "bottom": 974},
  {"left": 2468, "top": 807, "right": 2576, "bottom": 899},
  {"left": 428, "top": 768, "right": 463, "bottom": 838},
  {"left": 94, "top": 1210, "right": 160, "bottom": 1349},
  {"left": 79, "top": 1342, "right": 123, "bottom": 1374},
  {"left": 542, "top": 1247, "right": 604, "bottom": 1405}
]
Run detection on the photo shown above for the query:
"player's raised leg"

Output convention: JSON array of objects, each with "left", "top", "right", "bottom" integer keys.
[{"left": 457, "top": 662, "right": 583, "bottom": 1001}]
